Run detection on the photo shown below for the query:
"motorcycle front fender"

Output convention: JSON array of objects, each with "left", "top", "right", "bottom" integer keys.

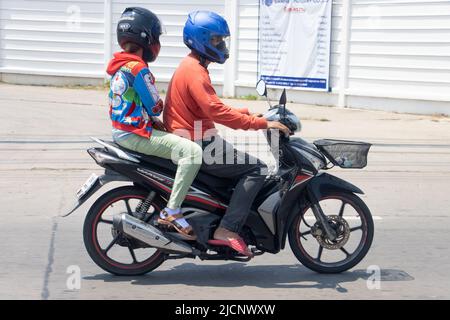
[{"left": 307, "top": 172, "right": 364, "bottom": 199}]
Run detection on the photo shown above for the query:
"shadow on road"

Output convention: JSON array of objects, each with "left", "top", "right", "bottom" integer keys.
[{"left": 84, "top": 263, "right": 413, "bottom": 292}]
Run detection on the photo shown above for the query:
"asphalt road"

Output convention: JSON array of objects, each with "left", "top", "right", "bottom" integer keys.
[{"left": 0, "top": 83, "right": 449, "bottom": 299}]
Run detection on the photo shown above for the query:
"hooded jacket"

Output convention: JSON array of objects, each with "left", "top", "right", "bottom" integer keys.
[{"left": 106, "top": 52, "right": 163, "bottom": 138}]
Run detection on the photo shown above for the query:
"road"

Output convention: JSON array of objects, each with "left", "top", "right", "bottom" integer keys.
[{"left": 0, "top": 83, "right": 449, "bottom": 299}]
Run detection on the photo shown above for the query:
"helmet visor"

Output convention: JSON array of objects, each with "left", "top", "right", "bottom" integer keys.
[{"left": 210, "top": 35, "right": 230, "bottom": 51}]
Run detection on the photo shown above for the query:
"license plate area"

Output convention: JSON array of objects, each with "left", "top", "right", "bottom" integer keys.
[{"left": 76, "top": 173, "right": 99, "bottom": 199}]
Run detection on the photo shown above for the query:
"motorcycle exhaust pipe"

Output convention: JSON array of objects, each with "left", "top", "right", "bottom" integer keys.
[{"left": 113, "top": 213, "right": 193, "bottom": 254}]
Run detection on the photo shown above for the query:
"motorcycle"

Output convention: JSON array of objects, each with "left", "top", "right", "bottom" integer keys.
[{"left": 64, "top": 80, "right": 374, "bottom": 275}]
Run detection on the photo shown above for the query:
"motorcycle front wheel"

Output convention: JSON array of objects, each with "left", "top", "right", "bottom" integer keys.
[
  {"left": 83, "top": 186, "right": 166, "bottom": 276},
  {"left": 288, "top": 190, "right": 374, "bottom": 274}
]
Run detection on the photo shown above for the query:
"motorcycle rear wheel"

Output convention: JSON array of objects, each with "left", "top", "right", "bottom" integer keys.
[
  {"left": 83, "top": 186, "right": 166, "bottom": 276},
  {"left": 288, "top": 190, "right": 374, "bottom": 274}
]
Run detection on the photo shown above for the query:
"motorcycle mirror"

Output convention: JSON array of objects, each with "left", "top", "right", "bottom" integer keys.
[
  {"left": 256, "top": 79, "right": 267, "bottom": 97},
  {"left": 279, "top": 88, "right": 287, "bottom": 106},
  {"left": 256, "top": 79, "right": 274, "bottom": 109},
  {"left": 280, "top": 89, "right": 287, "bottom": 119}
]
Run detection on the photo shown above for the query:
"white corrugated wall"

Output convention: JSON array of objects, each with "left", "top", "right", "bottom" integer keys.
[
  {"left": 0, "top": 0, "right": 449, "bottom": 115},
  {"left": 0, "top": 0, "right": 105, "bottom": 77},
  {"left": 346, "top": 0, "right": 450, "bottom": 106}
]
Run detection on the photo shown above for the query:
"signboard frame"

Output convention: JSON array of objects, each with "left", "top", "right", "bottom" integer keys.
[{"left": 257, "top": 0, "right": 333, "bottom": 92}]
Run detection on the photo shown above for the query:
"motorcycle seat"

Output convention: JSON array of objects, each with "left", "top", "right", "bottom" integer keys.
[{"left": 107, "top": 141, "right": 234, "bottom": 189}]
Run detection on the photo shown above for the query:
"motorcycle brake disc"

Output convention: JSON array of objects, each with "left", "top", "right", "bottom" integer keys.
[{"left": 312, "top": 215, "right": 350, "bottom": 250}]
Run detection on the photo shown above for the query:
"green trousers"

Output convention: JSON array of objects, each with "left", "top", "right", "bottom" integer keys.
[{"left": 114, "top": 129, "right": 202, "bottom": 209}]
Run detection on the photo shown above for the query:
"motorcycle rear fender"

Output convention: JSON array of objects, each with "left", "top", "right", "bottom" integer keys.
[
  {"left": 279, "top": 172, "right": 364, "bottom": 249},
  {"left": 62, "top": 170, "right": 131, "bottom": 217}
]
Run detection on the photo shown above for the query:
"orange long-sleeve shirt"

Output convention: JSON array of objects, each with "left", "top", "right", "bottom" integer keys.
[{"left": 164, "top": 53, "right": 268, "bottom": 141}]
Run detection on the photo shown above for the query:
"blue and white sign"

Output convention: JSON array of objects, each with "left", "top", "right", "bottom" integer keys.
[{"left": 258, "top": 0, "right": 333, "bottom": 91}]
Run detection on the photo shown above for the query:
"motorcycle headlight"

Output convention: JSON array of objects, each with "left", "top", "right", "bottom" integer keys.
[
  {"left": 263, "top": 107, "right": 302, "bottom": 133},
  {"left": 286, "top": 113, "right": 302, "bottom": 133},
  {"left": 292, "top": 146, "right": 325, "bottom": 171}
]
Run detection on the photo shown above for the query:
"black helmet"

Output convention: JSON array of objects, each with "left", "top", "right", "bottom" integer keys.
[{"left": 117, "top": 7, "right": 163, "bottom": 63}]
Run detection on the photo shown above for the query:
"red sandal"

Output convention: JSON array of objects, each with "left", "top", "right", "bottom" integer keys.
[{"left": 208, "top": 238, "right": 254, "bottom": 257}]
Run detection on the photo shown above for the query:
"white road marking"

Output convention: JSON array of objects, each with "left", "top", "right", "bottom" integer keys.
[{"left": 304, "top": 216, "right": 383, "bottom": 221}]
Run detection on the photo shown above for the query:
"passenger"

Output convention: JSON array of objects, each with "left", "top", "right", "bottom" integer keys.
[{"left": 107, "top": 7, "right": 202, "bottom": 239}]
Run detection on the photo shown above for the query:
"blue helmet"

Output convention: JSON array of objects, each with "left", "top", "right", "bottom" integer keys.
[{"left": 183, "top": 11, "right": 230, "bottom": 64}]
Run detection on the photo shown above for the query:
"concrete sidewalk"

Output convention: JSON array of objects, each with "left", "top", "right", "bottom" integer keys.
[{"left": 1, "top": 82, "right": 449, "bottom": 143}]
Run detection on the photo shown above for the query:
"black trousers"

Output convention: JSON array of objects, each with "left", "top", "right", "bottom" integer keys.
[{"left": 200, "top": 136, "right": 267, "bottom": 233}]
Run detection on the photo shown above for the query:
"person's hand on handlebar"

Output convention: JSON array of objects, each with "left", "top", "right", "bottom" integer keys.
[{"left": 267, "top": 121, "right": 290, "bottom": 137}]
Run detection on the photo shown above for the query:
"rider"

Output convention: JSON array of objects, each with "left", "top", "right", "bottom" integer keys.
[
  {"left": 107, "top": 7, "right": 202, "bottom": 239},
  {"left": 163, "top": 11, "right": 290, "bottom": 256}
]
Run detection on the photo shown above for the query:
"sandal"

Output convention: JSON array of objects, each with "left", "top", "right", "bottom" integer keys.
[
  {"left": 157, "top": 210, "right": 196, "bottom": 240},
  {"left": 208, "top": 238, "right": 254, "bottom": 257}
]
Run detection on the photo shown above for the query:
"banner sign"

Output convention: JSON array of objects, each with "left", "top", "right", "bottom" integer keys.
[{"left": 258, "top": 0, "right": 333, "bottom": 91}]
